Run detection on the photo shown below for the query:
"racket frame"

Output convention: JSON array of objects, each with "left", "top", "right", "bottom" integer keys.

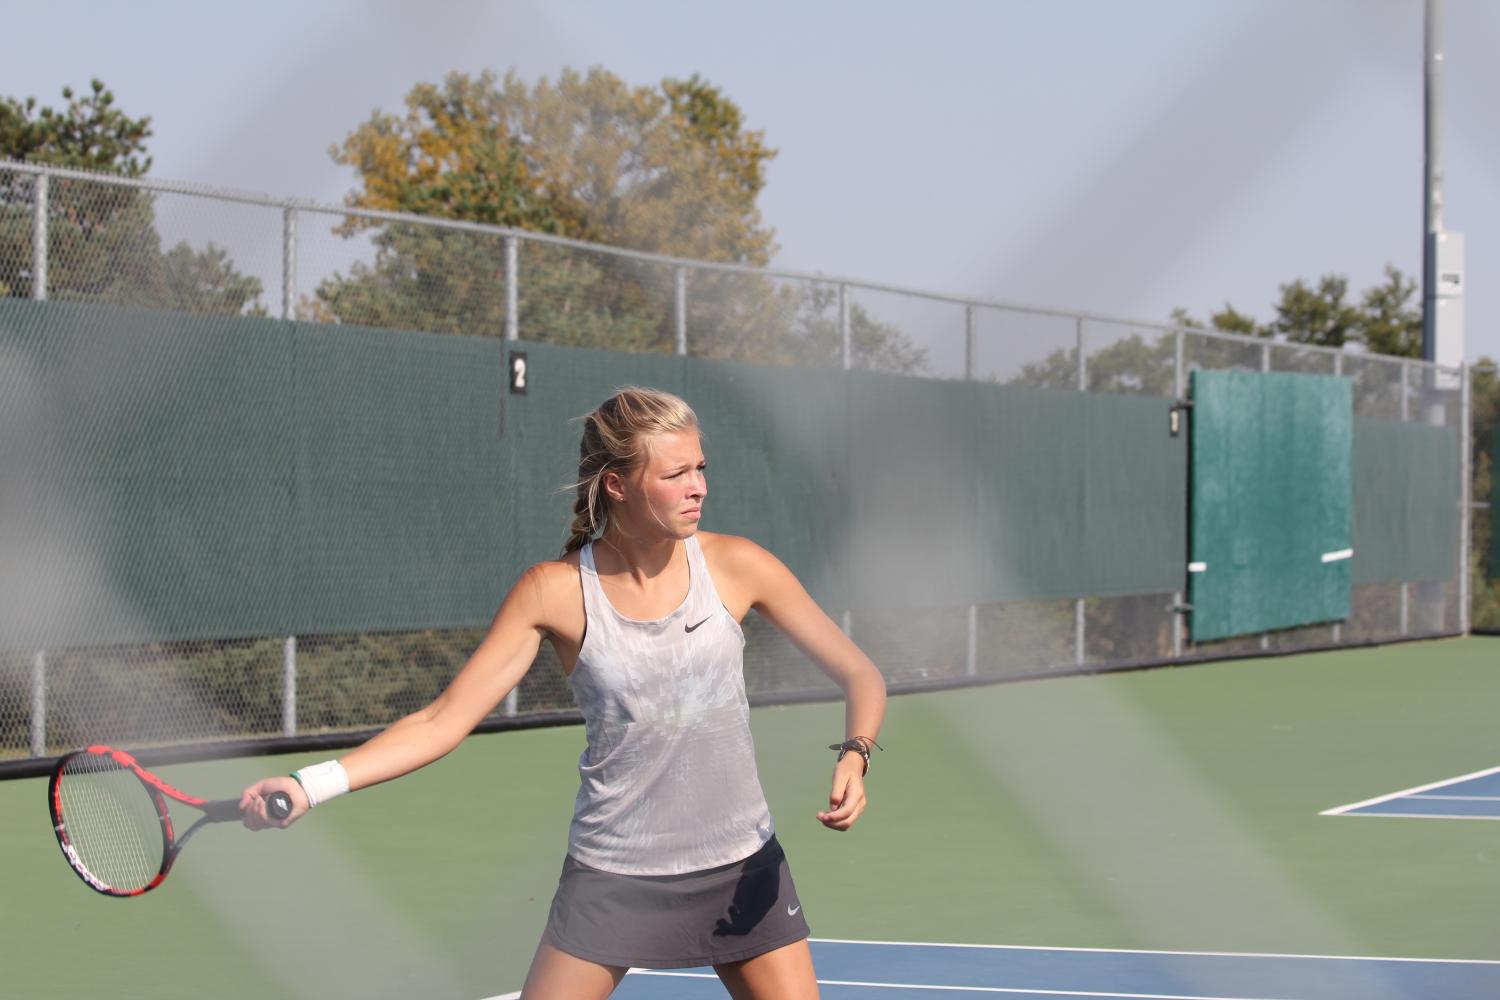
[{"left": 49, "top": 744, "right": 253, "bottom": 897}]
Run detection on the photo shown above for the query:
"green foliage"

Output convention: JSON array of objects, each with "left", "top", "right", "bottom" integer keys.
[
  {"left": 1472, "top": 361, "right": 1500, "bottom": 629},
  {"left": 330, "top": 67, "right": 777, "bottom": 262},
  {"left": 1268, "top": 274, "right": 1359, "bottom": 348},
  {"left": 0, "top": 79, "right": 152, "bottom": 176},
  {"left": 315, "top": 67, "right": 925, "bottom": 371},
  {"left": 1, "top": 80, "right": 262, "bottom": 315},
  {"left": 1359, "top": 266, "right": 1423, "bottom": 359},
  {"left": 1181, "top": 266, "right": 1424, "bottom": 358},
  {"left": 1011, "top": 268, "right": 1427, "bottom": 394}
]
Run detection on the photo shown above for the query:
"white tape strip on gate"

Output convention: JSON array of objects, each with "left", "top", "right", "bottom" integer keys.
[{"left": 1320, "top": 549, "right": 1353, "bottom": 563}]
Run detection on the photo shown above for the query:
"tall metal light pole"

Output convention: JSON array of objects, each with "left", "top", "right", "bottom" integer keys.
[{"left": 1423, "top": 0, "right": 1463, "bottom": 370}]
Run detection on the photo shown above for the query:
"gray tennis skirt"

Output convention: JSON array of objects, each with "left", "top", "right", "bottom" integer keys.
[{"left": 543, "top": 834, "right": 811, "bottom": 970}]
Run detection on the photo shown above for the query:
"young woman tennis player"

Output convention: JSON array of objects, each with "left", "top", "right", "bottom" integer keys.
[{"left": 240, "top": 387, "right": 886, "bottom": 999}]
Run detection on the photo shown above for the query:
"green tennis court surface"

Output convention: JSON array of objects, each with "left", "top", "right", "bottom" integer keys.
[{"left": 3, "top": 637, "right": 1496, "bottom": 999}]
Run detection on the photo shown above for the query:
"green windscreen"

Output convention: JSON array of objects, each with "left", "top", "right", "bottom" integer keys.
[
  {"left": 1352, "top": 418, "right": 1459, "bottom": 584},
  {"left": 0, "top": 299, "right": 1186, "bottom": 650},
  {"left": 1492, "top": 424, "right": 1499, "bottom": 580},
  {"left": 2, "top": 298, "right": 1458, "bottom": 652},
  {"left": 1189, "top": 370, "right": 1353, "bottom": 643}
]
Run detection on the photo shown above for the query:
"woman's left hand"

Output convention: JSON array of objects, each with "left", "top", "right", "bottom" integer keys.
[{"left": 816, "top": 754, "right": 868, "bottom": 831}]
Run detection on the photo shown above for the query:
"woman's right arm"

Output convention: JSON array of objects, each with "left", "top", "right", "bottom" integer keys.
[{"left": 239, "top": 563, "right": 563, "bottom": 827}]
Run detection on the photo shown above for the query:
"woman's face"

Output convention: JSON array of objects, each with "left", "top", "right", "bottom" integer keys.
[{"left": 609, "top": 429, "right": 707, "bottom": 540}]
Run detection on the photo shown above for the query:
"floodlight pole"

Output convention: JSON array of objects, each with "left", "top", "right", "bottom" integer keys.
[{"left": 1422, "top": 0, "right": 1443, "bottom": 360}]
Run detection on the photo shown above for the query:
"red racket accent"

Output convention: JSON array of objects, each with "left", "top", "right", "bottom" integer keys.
[
  {"left": 49, "top": 745, "right": 288, "bottom": 898},
  {"left": 87, "top": 745, "right": 209, "bottom": 807}
]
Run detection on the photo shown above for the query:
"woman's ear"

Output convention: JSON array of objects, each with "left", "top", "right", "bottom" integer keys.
[{"left": 602, "top": 469, "right": 627, "bottom": 504}]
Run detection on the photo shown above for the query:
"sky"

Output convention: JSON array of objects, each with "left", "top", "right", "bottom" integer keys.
[{"left": 4, "top": 0, "right": 1498, "bottom": 367}]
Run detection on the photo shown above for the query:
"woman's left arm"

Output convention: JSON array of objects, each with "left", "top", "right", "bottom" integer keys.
[{"left": 724, "top": 537, "right": 887, "bottom": 832}]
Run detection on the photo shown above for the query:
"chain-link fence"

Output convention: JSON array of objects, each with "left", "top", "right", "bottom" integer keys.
[{"left": 0, "top": 159, "right": 1487, "bottom": 770}]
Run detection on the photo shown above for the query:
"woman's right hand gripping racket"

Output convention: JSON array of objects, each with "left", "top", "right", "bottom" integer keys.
[{"left": 48, "top": 745, "right": 293, "bottom": 897}]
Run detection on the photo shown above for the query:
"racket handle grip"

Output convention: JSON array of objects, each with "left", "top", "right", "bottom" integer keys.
[{"left": 267, "top": 791, "right": 292, "bottom": 820}]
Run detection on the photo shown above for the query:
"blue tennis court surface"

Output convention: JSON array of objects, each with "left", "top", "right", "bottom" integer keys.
[
  {"left": 1323, "top": 764, "right": 1500, "bottom": 820},
  {"left": 580, "top": 939, "right": 1500, "bottom": 998}
]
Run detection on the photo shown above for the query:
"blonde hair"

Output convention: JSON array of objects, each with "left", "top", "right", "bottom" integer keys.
[{"left": 562, "top": 387, "right": 700, "bottom": 555}]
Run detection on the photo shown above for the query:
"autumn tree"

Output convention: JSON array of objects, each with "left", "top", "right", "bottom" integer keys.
[
  {"left": 0, "top": 79, "right": 262, "bottom": 314},
  {"left": 316, "top": 67, "right": 923, "bottom": 370}
]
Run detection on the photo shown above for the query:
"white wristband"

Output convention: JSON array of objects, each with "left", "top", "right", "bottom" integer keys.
[{"left": 292, "top": 760, "right": 350, "bottom": 808}]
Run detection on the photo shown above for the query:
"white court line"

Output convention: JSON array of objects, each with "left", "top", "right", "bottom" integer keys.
[
  {"left": 1330, "top": 810, "right": 1500, "bottom": 822},
  {"left": 478, "top": 938, "right": 1500, "bottom": 997},
  {"left": 1320, "top": 763, "right": 1500, "bottom": 816},
  {"left": 807, "top": 937, "right": 1500, "bottom": 966},
  {"left": 629, "top": 969, "right": 1294, "bottom": 1000}
]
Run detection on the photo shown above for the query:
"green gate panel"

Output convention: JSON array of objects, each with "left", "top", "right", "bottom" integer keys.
[
  {"left": 1190, "top": 371, "right": 1353, "bottom": 642},
  {"left": 1351, "top": 419, "right": 1459, "bottom": 584}
]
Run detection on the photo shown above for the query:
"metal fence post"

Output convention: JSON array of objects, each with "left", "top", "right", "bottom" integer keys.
[
  {"left": 281, "top": 206, "right": 296, "bottom": 320},
  {"left": 966, "top": 604, "right": 977, "bottom": 676},
  {"left": 840, "top": 284, "right": 852, "bottom": 371},
  {"left": 1172, "top": 328, "right": 1185, "bottom": 658},
  {"left": 505, "top": 236, "right": 519, "bottom": 341},
  {"left": 1075, "top": 317, "right": 1087, "bottom": 391},
  {"left": 1335, "top": 368, "right": 1349, "bottom": 657},
  {"left": 962, "top": 305, "right": 980, "bottom": 670},
  {"left": 30, "top": 651, "right": 46, "bottom": 757},
  {"left": 503, "top": 688, "right": 518, "bottom": 717},
  {"left": 1460, "top": 362, "right": 1471, "bottom": 634},
  {"left": 841, "top": 286, "right": 853, "bottom": 640},
  {"left": 282, "top": 636, "right": 297, "bottom": 737},
  {"left": 31, "top": 172, "right": 48, "bottom": 301},
  {"left": 963, "top": 305, "right": 976, "bottom": 381},
  {"left": 1399, "top": 360, "right": 1411, "bottom": 637},
  {"left": 1259, "top": 342, "right": 1271, "bottom": 650},
  {"left": 280, "top": 207, "right": 299, "bottom": 738},
  {"left": 29, "top": 175, "right": 48, "bottom": 751},
  {"left": 674, "top": 267, "right": 687, "bottom": 356},
  {"left": 1074, "top": 599, "right": 1086, "bottom": 668}
]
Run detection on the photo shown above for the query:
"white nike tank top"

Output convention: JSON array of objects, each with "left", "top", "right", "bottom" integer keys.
[{"left": 566, "top": 536, "right": 775, "bottom": 875}]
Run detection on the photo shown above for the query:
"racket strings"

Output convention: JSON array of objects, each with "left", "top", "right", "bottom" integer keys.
[{"left": 57, "top": 756, "right": 164, "bottom": 893}]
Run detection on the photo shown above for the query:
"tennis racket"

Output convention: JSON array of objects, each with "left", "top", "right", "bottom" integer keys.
[{"left": 48, "top": 744, "right": 292, "bottom": 897}]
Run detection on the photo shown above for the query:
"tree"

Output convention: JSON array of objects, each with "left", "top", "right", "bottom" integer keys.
[
  {"left": 1268, "top": 275, "right": 1360, "bottom": 348},
  {"left": 1, "top": 80, "right": 262, "bottom": 315},
  {"left": 1472, "top": 360, "right": 1500, "bottom": 630},
  {"left": 315, "top": 67, "right": 925, "bottom": 371},
  {"left": 1009, "top": 267, "right": 1433, "bottom": 395},
  {"left": 331, "top": 68, "right": 776, "bottom": 262},
  {"left": 1170, "top": 268, "right": 1424, "bottom": 358},
  {"left": 0, "top": 78, "right": 152, "bottom": 176},
  {"left": 1357, "top": 265, "right": 1422, "bottom": 359}
]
